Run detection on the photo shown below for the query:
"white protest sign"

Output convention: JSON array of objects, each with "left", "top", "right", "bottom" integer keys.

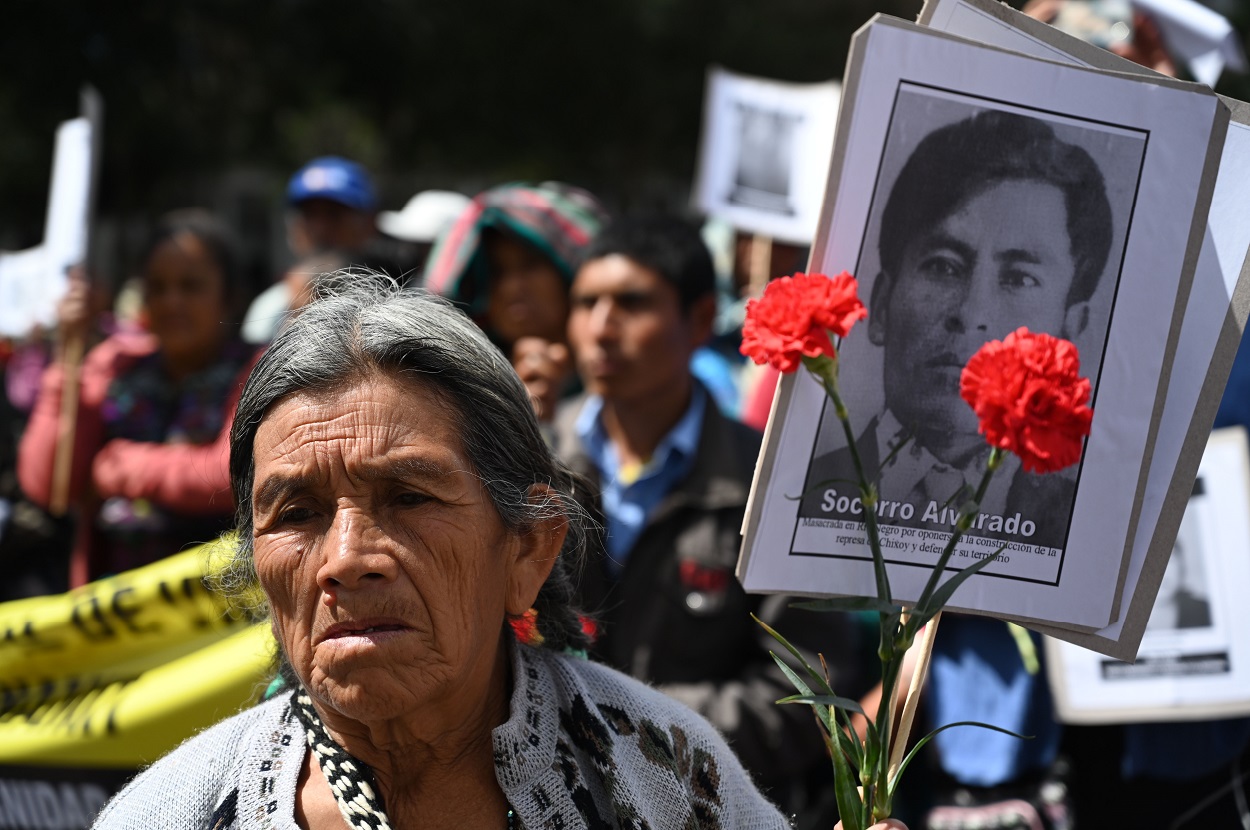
[
  {"left": 920, "top": 0, "right": 1250, "bottom": 660},
  {"left": 1047, "top": 427, "right": 1250, "bottom": 723},
  {"left": 692, "top": 67, "right": 839, "bottom": 244},
  {"left": 736, "top": 16, "right": 1226, "bottom": 636},
  {"left": 0, "top": 248, "right": 49, "bottom": 338},
  {"left": 0, "top": 104, "right": 98, "bottom": 338}
]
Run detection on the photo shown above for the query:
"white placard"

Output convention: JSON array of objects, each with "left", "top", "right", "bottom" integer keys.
[
  {"left": 1134, "top": 0, "right": 1248, "bottom": 88},
  {"left": 921, "top": 0, "right": 1250, "bottom": 659},
  {"left": 692, "top": 67, "right": 839, "bottom": 244},
  {"left": 737, "top": 16, "right": 1226, "bottom": 635},
  {"left": 0, "top": 113, "right": 96, "bottom": 338},
  {"left": 1047, "top": 428, "right": 1250, "bottom": 723},
  {"left": 0, "top": 247, "right": 49, "bottom": 338}
]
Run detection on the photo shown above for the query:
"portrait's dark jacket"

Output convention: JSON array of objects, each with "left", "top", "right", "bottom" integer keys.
[
  {"left": 1174, "top": 588, "right": 1213, "bottom": 629},
  {"left": 553, "top": 388, "right": 864, "bottom": 823},
  {"left": 798, "top": 417, "right": 1077, "bottom": 551}
]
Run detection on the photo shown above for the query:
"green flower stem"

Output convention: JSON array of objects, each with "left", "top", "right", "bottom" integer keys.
[
  {"left": 802, "top": 355, "right": 894, "bottom": 645},
  {"left": 803, "top": 353, "right": 907, "bottom": 827},
  {"left": 912, "top": 446, "right": 1005, "bottom": 622},
  {"left": 801, "top": 351, "right": 1011, "bottom": 826}
]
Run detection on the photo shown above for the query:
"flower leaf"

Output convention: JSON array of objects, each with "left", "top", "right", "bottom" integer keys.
[
  {"left": 830, "top": 719, "right": 867, "bottom": 830},
  {"left": 889, "top": 720, "right": 1031, "bottom": 796},
  {"left": 770, "top": 652, "right": 820, "bottom": 698},
  {"left": 755, "top": 614, "right": 836, "bottom": 695},
  {"left": 914, "top": 546, "right": 1004, "bottom": 621},
  {"left": 778, "top": 693, "right": 865, "bottom": 715}
]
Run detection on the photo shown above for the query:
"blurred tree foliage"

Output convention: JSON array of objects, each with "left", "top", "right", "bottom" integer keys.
[
  {"left": 3, "top": 0, "right": 1247, "bottom": 274},
  {"left": 0, "top": 0, "right": 917, "bottom": 248}
]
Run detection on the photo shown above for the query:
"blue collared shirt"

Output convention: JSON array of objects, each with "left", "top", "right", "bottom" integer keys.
[{"left": 576, "top": 386, "right": 706, "bottom": 576}]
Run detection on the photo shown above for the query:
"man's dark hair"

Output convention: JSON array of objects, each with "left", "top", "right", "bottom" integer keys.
[
  {"left": 878, "top": 110, "right": 1113, "bottom": 307},
  {"left": 584, "top": 216, "right": 716, "bottom": 312}
]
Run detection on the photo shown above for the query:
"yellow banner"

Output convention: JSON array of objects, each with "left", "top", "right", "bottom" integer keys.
[{"left": 0, "top": 540, "right": 276, "bottom": 768}]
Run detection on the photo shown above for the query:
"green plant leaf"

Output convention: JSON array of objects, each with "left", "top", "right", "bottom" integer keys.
[
  {"left": 770, "top": 652, "right": 821, "bottom": 697},
  {"left": 756, "top": 615, "right": 836, "bottom": 695},
  {"left": 914, "top": 546, "right": 1004, "bottom": 620},
  {"left": 888, "top": 720, "right": 1031, "bottom": 796},
  {"left": 830, "top": 718, "right": 867, "bottom": 830},
  {"left": 769, "top": 653, "right": 864, "bottom": 772},
  {"left": 832, "top": 712, "right": 865, "bottom": 771},
  {"left": 778, "top": 693, "right": 865, "bottom": 714},
  {"left": 790, "top": 596, "right": 901, "bottom": 614}
]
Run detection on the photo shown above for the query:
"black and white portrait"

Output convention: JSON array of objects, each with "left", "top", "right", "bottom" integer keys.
[
  {"left": 1145, "top": 480, "right": 1213, "bottom": 632},
  {"left": 797, "top": 88, "right": 1146, "bottom": 555},
  {"left": 727, "top": 103, "right": 800, "bottom": 216}
]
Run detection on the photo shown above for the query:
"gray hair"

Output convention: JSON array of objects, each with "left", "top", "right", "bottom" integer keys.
[{"left": 224, "top": 271, "right": 592, "bottom": 652}]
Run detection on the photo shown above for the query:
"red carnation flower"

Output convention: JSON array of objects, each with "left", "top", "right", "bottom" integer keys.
[
  {"left": 960, "top": 328, "right": 1094, "bottom": 474},
  {"left": 740, "top": 272, "right": 867, "bottom": 373}
]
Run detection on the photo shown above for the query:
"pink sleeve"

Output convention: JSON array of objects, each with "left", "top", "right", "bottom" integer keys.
[
  {"left": 17, "top": 335, "right": 151, "bottom": 509},
  {"left": 90, "top": 352, "right": 260, "bottom": 517}
]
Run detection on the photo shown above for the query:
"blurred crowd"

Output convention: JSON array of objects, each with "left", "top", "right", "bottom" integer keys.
[{"left": 2, "top": 3, "right": 1249, "bottom": 827}]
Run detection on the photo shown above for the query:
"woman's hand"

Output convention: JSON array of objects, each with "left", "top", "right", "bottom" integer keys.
[
  {"left": 512, "top": 337, "right": 571, "bottom": 423},
  {"left": 835, "top": 821, "right": 908, "bottom": 830}
]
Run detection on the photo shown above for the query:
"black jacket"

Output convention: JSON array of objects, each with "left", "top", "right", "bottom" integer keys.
[{"left": 554, "top": 391, "right": 865, "bottom": 825}]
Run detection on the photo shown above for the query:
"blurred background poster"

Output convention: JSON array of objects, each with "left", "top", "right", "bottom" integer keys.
[
  {"left": 1047, "top": 427, "right": 1250, "bottom": 723},
  {"left": 692, "top": 67, "right": 840, "bottom": 245}
]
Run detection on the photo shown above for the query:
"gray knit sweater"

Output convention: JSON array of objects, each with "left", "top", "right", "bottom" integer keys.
[{"left": 93, "top": 643, "right": 792, "bottom": 829}]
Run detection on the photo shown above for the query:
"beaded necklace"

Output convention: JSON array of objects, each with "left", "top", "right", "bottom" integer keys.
[{"left": 290, "top": 689, "right": 516, "bottom": 829}]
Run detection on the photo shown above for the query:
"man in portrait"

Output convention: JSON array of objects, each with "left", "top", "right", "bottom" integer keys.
[{"left": 799, "top": 109, "right": 1114, "bottom": 551}]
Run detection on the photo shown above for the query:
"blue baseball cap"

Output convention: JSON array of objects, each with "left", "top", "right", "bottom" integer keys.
[{"left": 287, "top": 156, "right": 377, "bottom": 212}]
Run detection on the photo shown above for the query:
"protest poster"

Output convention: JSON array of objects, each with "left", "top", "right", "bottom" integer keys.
[
  {"left": 692, "top": 67, "right": 839, "bottom": 244},
  {"left": 0, "top": 248, "right": 49, "bottom": 339},
  {"left": 1046, "top": 428, "right": 1250, "bottom": 723},
  {"left": 920, "top": 0, "right": 1250, "bottom": 659},
  {"left": 0, "top": 89, "right": 101, "bottom": 338},
  {"left": 737, "top": 14, "right": 1228, "bottom": 636}
]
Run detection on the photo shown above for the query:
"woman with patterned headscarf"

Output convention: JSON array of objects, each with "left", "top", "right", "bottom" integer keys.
[{"left": 424, "top": 182, "right": 608, "bottom": 421}]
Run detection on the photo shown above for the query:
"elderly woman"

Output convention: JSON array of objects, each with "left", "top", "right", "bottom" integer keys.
[{"left": 93, "top": 277, "right": 788, "bottom": 830}]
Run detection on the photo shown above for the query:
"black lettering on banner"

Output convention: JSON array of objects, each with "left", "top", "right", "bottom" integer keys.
[
  {"left": 69, "top": 597, "right": 115, "bottom": 642},
  {"left": 0, "top": 620, "right": 65, "bottom": 655},
  {"left": 109, "top": 588, "right": 160, "bottom": 635}
]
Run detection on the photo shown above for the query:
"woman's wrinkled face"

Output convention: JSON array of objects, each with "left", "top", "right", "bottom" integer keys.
[{"left": 250, "top": 374, "right": 519, "bottom": 723}]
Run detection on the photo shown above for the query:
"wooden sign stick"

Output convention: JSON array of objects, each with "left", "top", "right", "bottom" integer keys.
[
  {"left": 49, "top": 329, "right": 84, "bottom": 516},
  {"left": 888, "top": 611, "right": 942, "bottom": 781}
]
